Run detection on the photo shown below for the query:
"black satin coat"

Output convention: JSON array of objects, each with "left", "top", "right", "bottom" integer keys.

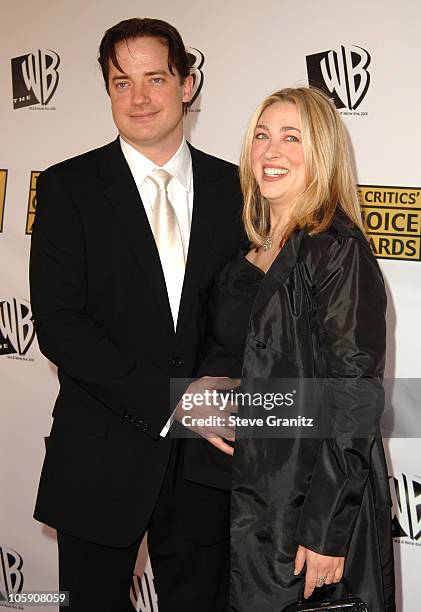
[{"left": 230, "top": 214, "right": 395, "bottom": 612}]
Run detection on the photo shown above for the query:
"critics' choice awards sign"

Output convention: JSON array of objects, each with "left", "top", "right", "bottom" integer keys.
[
  {"left": 306, "top": 44, "right": 370, "bottom": 111},
  {"left": 26, "top": 171, "right": 40, "bottom": 234},
  {"left": 24, "top": 175, "right": 421, "bottom": 261},
  {"left": 359, "top": 185, "right": 421, "bottom": 261},
  {"left": 0, "top": 170, "right": 7, "bottom": 232},
  {"left": 11, "top": 49, "right": 60, "bottom": 109}
]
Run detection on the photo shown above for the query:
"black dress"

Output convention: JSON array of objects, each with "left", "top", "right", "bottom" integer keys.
[
  {"left": 203, "top": 216, "right": 395, "bottom": 612},
  {"left": 182, "top": 253, "right": 264, "bottom": 493},
  {"left": 202, "top": 251, "right": 265, "bottom": 378}
]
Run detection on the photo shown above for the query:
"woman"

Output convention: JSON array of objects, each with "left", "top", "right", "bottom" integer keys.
[{"left": 200, "top": 87, "right": 395, "bottom": 611}]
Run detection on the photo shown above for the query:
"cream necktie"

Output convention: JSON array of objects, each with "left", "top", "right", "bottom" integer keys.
[{"left": 149, "top": 169, "right": 186, "bottom": 328}]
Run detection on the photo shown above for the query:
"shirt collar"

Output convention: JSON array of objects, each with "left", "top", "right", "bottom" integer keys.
[
  {"left": 119, "top": 136, "right": 192, "bottom": 192},
  {"left": 164, "top": 138, "right": 192, "bottom": 191}
]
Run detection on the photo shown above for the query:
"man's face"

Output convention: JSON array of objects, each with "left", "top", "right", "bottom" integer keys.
[{"left": 108, "top": 36, "right": 192, "bottom": 163}]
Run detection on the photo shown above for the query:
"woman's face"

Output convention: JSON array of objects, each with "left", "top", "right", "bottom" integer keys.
[{"left": 251, "top": 101, "right": 306, "bottom": 210}]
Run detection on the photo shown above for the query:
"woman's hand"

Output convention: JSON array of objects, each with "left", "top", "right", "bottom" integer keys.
[{"left": 294, "top": 545, "right": 345, "bottom": 599}]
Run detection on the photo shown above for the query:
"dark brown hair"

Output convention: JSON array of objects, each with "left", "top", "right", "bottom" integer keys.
[{"left": 98, "top": 18, "right": 191, "bottom": 96}]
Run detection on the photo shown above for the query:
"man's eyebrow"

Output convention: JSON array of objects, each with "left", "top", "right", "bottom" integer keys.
[
  {"left": 111, "top": 69, "right": 169, "bottom": 81},
  {"left": 111, "top": 74, "right": 129, "bottom": 81},
  {"left": 255, "top": 123, "right": 301, "bottom": 132},
  {"left": 144, "top": 70, "right": 168, "bottom": 76}
]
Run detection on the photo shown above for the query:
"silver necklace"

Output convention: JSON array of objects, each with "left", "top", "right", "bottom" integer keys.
[
  {"left": 262, "top": 236, "right": 274, "bottom": 251},
  {"left": 262, "top": 231, "right": 288, "bottom": 252}
]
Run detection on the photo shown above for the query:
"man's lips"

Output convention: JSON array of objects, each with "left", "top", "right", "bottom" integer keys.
[{"left": 128, "top": 110, "right": 160, "bottom": 120}]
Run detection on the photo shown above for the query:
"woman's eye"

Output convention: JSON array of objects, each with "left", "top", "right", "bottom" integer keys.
[
  {"left": 254, "top": 132, "right": 268, "bottom": 140},
  {"left": 285, "top": 135, "right": 299, "bottom": 142}
]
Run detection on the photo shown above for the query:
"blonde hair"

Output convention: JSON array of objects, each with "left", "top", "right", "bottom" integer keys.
[{"left": 240, "top": 87, "right": 365, "bottom": 247}]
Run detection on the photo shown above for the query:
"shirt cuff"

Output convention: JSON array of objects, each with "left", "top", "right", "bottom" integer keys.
[{"left": 159, "top": 408, "right": 176, "bottom": 437}]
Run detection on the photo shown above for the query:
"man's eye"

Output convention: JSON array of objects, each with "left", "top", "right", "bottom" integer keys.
[
  {"left": 152, "top": 77, "right": 164, "bottom": 84},
  {"left": 116, "top": 82, "right": 128, "bottom": 89}
]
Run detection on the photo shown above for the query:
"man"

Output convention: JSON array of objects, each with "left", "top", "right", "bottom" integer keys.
[{"left": 30, "top": 18, "right": 243, "bottom": 612}]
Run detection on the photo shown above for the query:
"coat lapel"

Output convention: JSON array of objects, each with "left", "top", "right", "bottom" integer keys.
[
  {"left": 99, "top": 138, "right": 174, "bottom": 334},
  {"left": 176, "top": 145, "right": 220, "bottom": 336},
  {"left": 251, "top": 229, "right": 305, "bottom": 318}
]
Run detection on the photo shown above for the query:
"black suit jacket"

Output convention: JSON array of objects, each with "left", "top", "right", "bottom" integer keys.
[{"left": 30, "top": 138, "right": 244, "bottom": 547}]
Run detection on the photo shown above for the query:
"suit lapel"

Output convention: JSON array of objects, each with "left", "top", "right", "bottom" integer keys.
[
  {"left": 99, "top": 139, "right": 174, "bottom": 334},
  {"left": 176, "top": 145, "right": 220, "bottom": 336},
  {"left": 251, "top": 229, "right": 305, "bottom": 318}
]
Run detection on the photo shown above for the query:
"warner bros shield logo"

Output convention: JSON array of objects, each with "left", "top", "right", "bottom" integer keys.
[
  {"left": 0, "top": 546, "right": 24, "bottom": 601},
  {"left": 0, "top": 298, "right": 35, "bottom": 357},
  {"left": 11, "top": 49, "right": 60, "bottom": 109},
  {"left": 187, "top": 47, "right": 204, "bottom": 106},
  {"left": 131, "top": 561, "right": 158, "bottom": 612},
  {"left": 390, "top": 472, "right": 421, "bottom": 541},
  {"left": 306, "top": 45, "right": 371, "bottom": 110}
]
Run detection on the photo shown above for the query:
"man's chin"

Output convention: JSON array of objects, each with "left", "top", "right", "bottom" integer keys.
[{"left": 121, "top": 131, "right": 160, "bottom": 148}]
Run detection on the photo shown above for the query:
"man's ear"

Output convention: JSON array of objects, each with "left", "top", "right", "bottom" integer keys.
[{"left": 182, "top": 74, "right": 194, "bottom": 104}]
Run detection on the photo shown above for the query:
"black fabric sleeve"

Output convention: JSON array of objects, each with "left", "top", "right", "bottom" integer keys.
[
  {"left": 30, "top": 167, "right": 169, "bottom": 438},
  {"left": 295, "top": 235, "right": 387, "bottom": 556}
]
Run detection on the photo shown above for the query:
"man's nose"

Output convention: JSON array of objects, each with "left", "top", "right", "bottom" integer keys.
[{"left": 131, "top": 82, "right": 150, "bottom": 105}]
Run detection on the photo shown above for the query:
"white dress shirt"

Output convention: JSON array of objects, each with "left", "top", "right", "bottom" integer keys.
[
  {"left": 119, "top": 136, "right": 193, "bottom": 436},
  {"left": 120, "top": 137, "right": 193, "bottom": 324}
]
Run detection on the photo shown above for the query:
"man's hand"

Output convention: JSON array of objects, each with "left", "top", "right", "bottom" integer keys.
[
  {"left": 174, "top": 376, "right": 240, "bottom": 456},
  {"left": 294, "top": 545, "right": 345, "bottom": 599}
]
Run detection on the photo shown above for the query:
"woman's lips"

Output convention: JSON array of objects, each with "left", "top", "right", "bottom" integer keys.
[{"left": 262, "top": 166, "right": 289, "bottom": 180}]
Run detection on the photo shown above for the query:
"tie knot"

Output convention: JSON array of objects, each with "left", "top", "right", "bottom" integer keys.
[{"left": 149, "top": 168, "right": 172, "bottom": 191}]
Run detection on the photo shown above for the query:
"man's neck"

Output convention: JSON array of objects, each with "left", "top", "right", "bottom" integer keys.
[{"left": 120, "top": 135, "right": 184, "bottom": 167}]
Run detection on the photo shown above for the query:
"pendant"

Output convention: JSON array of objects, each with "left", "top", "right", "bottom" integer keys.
[{"left": 262, "top": 236, "right": 273, "bottom": 251}]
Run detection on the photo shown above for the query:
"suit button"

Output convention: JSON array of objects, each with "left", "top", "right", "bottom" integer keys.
[
  {"left": 172, "top": 357, "right": 183, "bottom": 367},
  {"left": 256, "top": 341, "right": 266, "bottom": 349}
]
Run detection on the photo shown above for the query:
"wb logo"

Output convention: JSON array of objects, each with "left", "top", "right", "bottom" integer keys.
[
  {"left": 11, "top": 49, "right": 60, "bottom": 109},
  {"left": 0, "top": 299, "right": 35, "bottom": 357},
  {"left": 0, "top": 546, "right": 24, "bottom": 602},
  {"left": 390, "top": 473, "right": 421, "bottom": 540},
  {"left": 187, "top": 47, "right": 204, "bottom": 106},
  {"left": 130, "top": 562, "right": 158, "bottom": 612},
  {"left": 306, "top": 45, "right": 371, "bottom": 110}
]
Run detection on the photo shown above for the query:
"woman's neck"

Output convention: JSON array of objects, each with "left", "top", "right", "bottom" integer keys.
[{"left": 269, "top": 206, "right": 290, "bottom": 236}]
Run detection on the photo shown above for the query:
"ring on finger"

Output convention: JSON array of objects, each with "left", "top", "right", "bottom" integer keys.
[{"left": 317, "top": 575, "right": 326, "bottom": 586}]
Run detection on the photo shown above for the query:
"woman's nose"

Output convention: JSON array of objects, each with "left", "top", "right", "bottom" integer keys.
[{"left": 264, "top": 142, "right": 281, "bottom": 160}]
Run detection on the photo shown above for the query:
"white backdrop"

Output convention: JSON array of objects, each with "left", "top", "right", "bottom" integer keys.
[{"left": 1, "top": 1, "right": 420, "bottom": 610}]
